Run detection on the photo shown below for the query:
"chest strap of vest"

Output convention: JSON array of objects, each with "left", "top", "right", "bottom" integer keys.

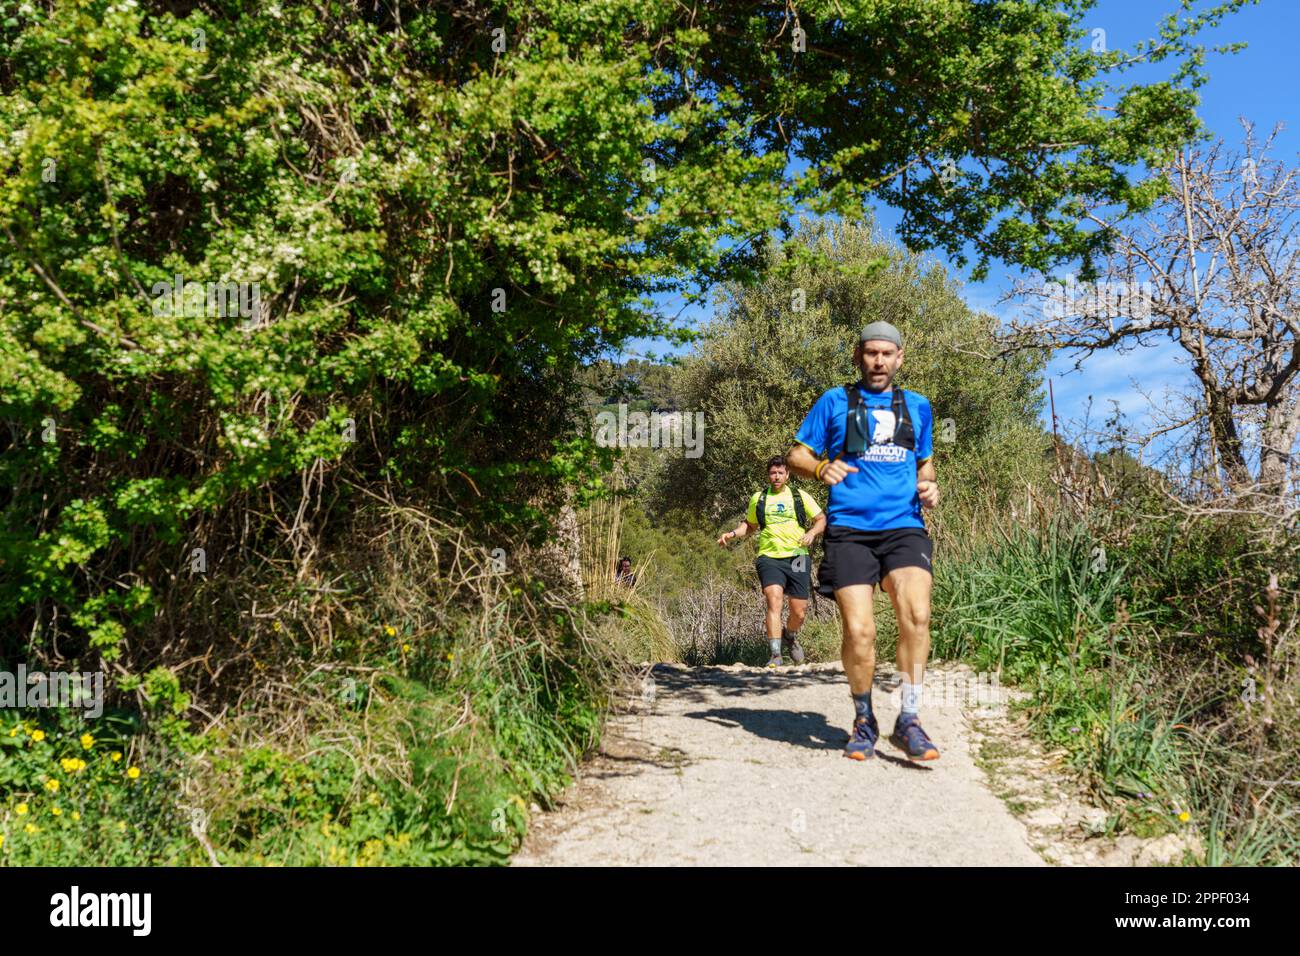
[
  {"left": 842, "top": 383, "right": 915, "bottom": 456},
  {"left": 757, "top": 486, "right": 808, "bottom": 530}
]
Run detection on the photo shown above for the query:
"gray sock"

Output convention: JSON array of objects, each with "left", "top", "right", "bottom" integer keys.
[{"left": 769, "top": 638, "right": 782, "bottom": 657}]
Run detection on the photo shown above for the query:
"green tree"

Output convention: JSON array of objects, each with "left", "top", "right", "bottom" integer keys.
[
  {"left": 0, "top": 0, "right": 1243, "bottom": 683},
  {"left": 651, "top": 218, "right": 1051, "bottom": 527}
]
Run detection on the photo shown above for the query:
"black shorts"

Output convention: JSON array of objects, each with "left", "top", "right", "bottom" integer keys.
[
  {"left": 816, "top": 525, "right": 932, "bottom": 597},
  {"left": 755, "top": 555, "right": 812, "bottom": 599}
]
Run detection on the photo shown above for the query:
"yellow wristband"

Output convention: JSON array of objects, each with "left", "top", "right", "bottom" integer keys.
[{"left": 815, "top": 460, "right": 827, "bottom": 480}]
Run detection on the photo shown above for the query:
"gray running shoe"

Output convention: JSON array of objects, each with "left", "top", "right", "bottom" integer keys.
[{"left": 782, "top": 636, "right": 805, "bottom": 664}]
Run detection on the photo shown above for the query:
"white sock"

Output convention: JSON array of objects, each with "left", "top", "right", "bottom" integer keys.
[
  {"left": 900, "top": 680, "right": 923, "bottom": 717},
  {"left": 769, "top": 638, "right": 782, "bottom": 657}
]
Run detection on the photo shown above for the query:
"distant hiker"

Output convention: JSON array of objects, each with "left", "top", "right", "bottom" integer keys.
[
  {"left": 717, "top": 455, "right": 826, "bottom": 667},
  {"left": 786, "top": 321, "right": 942, "bottom": 761},
  {"left": 615, "top": 556, "right": 637, "bottom": 587}
]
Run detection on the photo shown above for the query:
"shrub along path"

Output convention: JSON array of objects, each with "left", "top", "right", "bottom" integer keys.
[{"left": 514, "top": 661, "right": 1048, "bottom": 866}]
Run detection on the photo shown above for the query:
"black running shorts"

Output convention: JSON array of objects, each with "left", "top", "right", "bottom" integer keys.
[
  {"left": 755, "top": 554, "right": 812, "bottom": 599},
  {"left": 816, "top": 525, "right": 932, "bottom": 597}
]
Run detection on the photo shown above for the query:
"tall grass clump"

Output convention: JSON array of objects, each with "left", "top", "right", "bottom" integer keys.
[
  {"left": 935, "top": 490, "right": 1300, "bottom": 863},
  {"left": 577, "top": 491, "right": 676, "bottom": 665}
]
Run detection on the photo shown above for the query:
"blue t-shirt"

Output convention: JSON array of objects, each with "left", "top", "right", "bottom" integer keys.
[{"left": 794, "top": 385, "right": 934, "bottom": 531}]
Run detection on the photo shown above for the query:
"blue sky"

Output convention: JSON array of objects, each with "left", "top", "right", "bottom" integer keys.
[{"left": 626, "top": 0, "right": 1299, "bottom": 459}]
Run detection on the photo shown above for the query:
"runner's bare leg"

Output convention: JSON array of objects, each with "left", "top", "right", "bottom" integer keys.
[
  {"left": 834, "top": 584, "right": 876, "bottom": 695},
  {"left": 762, "top": 583, "right": 786, "bottom": 640},
  {"left": 786, "top": 596, "right": 808, "bottom": 634},
  {"left": 882, "top": 566, "right": 932, "bottom": 685}
]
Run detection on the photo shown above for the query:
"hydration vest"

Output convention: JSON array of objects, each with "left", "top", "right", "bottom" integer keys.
[
  {"left": 756, "top": 486, "right": 809, "bottom": 530},
  {"left": 842, "top": 383, "right": 916, "bottom": 457}
]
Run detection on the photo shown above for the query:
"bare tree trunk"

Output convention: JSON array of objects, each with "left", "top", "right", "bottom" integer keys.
[
  {"left": 1261, "top": 400, "right": 1300, "bottom": 497},
  {"left": 528, "top": 490, "right": 585, "bottom": 598},
  {"left": 1203, "top": 383, "right": 1253, "bottom": 490}
]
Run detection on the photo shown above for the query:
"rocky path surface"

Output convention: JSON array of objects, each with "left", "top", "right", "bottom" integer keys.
[{"left": 514, "top": 661, "right": 1051, "bottom": 866}]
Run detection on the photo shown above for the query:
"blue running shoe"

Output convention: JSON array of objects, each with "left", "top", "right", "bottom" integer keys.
[
  {"left": 890, "top": 714, "right": 940, "bottom": 761},
  {"left": 844, "top": 713, "right": 879, "bottom": 761}
]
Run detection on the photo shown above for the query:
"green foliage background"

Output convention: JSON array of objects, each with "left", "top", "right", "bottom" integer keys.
[{"left": 0, "top": 0, "right": 1248, "bottom": 864}]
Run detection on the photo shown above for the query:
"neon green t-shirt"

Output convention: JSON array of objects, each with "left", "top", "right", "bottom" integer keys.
[{"left": 746, "top": 486, "right": 823, "bottom": 558}]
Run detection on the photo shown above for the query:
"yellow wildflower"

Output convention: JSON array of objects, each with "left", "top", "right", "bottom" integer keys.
[
  {"left": 127, "top": 766, "right": 141, "bottom": 779},
  {"left": 117, "top": 821, "right": 126, "bottom": 832},
  {"left": 71, "top": 811, "right": 81, "bottom": 821},
  {"left": 80, "top": 733, "right": 94, "bottom": 750},
  {"left": 30, "top": 730, "right": 45, "bottom": 742},
  {"left": 385, "top": 625, "right": 397, "bottom": 637},
  {"left": 1178, "top": 811, "right": 1191, "bottom": 823},
  {"left": 44, "top": 779, "right": 59, "bottom": 793},
  {"left": 111, "top": 751, "right": 122, "bottom": 762},
  {"left": 51, "top": 807, "right": 62, "bottom": 817},
  {"left": 402, "top": 643, "right": 411, "bottom": 654},
  {"left": 24, "top": 823, "right": 37, "bottom": 834},
  {"left": 15, "top": 803, "right": 28, "bottom": 816}
]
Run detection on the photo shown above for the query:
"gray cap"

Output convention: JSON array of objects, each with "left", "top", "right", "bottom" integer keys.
[{"left": 859, "top": 321, "right": 902, "bottom": 348}]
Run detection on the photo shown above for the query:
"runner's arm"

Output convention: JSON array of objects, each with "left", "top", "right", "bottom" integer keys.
[
  {"left": 788, "top": 442, "right": 857, "bottom": 486},
  {"left": 785, "top": 442, "right": 821, "bottom": 480},
  {"left": 717, "top": 517, "right": 758, "bottom": 547},
  {"left": 917, "top": 456, "right": 939, "bottom": 509},
  {"left": 799, "top": 510, "right": 827, "bottom": 548}
]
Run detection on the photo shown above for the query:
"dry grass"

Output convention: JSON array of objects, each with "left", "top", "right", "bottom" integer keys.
[{"left": 577, "top": 489, "right": 677, "bottom": 664}]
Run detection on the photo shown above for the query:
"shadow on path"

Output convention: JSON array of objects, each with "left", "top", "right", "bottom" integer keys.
[
  {"left": 682, "top": 706, "right": 934, "bottom": 771},
  {"left": 684, "top": 707, "right": 845, "bottom": 750}
]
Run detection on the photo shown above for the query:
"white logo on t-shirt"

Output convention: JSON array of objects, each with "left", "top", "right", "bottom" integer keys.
[{"left": 870, "top": 410, "right": 896, "bottom": 444}]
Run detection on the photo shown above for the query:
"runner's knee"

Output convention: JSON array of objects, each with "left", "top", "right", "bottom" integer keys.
[
  {"left": 898, "top": 602, "right": 930, "bottom": 632},
  {"left": 841, "top": 618, "right": 876, "bottom": 648}
]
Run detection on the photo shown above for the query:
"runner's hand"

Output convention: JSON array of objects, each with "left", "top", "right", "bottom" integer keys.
[
  {"left": 798, "top": 531, "right": 816, "bottom": 547},
  {"left": 716, "top": 531, "right": 733, "bottom": 548},
  {"left": 918, "top": 479, "right": 939, "bottom": 509},
  {"left": 820, "top": 459, "right": 858, "bottom": 486}
]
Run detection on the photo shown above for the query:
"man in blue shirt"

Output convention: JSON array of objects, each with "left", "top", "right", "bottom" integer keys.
[{"left": 786, "top": 322, "right": 941, "bottom": 762}]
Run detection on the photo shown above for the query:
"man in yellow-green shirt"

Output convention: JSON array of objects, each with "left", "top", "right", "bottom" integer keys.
[{"left": 717, "top": 455, "right": 826, "bottom": 667}]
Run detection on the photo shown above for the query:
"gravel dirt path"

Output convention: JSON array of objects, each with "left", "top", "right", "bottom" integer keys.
[{"left": 514, "top": 660, "right": 1046, "bottom": 866}]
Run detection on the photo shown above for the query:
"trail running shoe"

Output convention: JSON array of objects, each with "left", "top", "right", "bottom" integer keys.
[
  {"left": 764, "top": 655, "right": 782, "bottom": 668},
  {"left": 890, "top": 714, "right": 940, "bottom": 761},
  {"left": 782, "top": 636, "right": 805, "bottom": 665},
  {"left": 844, "top": 714, "right": 879, "bottom": 761}
]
